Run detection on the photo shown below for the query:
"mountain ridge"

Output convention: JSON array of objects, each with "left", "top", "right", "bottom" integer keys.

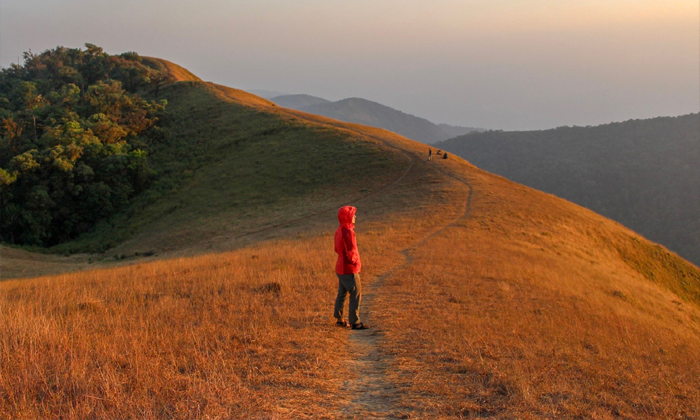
[
  {"left": 270, "top": 94, "right": 330, "bottom": 109},
  {"left": 270, "top": 94, "right": 479, "bottom": 144}
]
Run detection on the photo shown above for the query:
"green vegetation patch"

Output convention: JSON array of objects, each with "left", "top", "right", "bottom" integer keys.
[
  {"left": 615, "top": 234, "right": 700, "bottom": 308},
  {"left": 0, "top": 44, "right": 173, "bottom": 248}
]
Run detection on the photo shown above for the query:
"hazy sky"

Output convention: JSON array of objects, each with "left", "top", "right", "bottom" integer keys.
[{"left": 2, "top": 0, "right": 698, "bottom": 130}]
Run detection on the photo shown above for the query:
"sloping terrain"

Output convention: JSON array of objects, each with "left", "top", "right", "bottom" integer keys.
[
  {"left": 141, "top": 57, "right": 202, "bottom": 82},
  {"left": 1, "top": 59, "right": 699, "bottom": 419},
  {"left": 436, "top": 115, "right": 700, "bottom": 267}
]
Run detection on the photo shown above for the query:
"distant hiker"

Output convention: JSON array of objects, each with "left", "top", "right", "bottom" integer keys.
[
  {"left": 428, "top": 148, "right": 433, "bottom": 161},
  {"left": 443, "top": 152, "right": 448, "bottom": 160},
  {"left": 437, "top": 149, "right": 442, "bottom": 155},
  {"left": 334, "top": 206, "right": 369, "bottom": 330}
]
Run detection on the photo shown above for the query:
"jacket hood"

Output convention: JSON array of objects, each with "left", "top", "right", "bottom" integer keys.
[{"left": 338, "top": 206, "right": 356, "bottom": 228}]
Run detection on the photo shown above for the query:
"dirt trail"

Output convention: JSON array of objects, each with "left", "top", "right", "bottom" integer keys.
[
  {"left": 338, "top": 176, "right": 472, "bottom": 417},
  {"left": 211, "top": 90, "right": 480, "bottom": 416},
  {"left": 337, "top": 156, "right": 475, "bottom": 417},
  {"left": 338, "top": 273, "right": 403, "bottom": 419},
  {"left": 270, "top": 108, "right": 478, "bottom": 417}
]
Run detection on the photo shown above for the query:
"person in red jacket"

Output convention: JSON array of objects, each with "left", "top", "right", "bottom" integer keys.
[{"left": 334, "top": 206, "right": 370, "bottom": 330}]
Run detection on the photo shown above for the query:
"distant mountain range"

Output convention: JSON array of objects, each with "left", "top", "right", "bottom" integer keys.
[
  {"left": 271, "top": 94, "right": 330, "bottom": 109},
  {"left": 269, "top": 94, "right": 481, "bottom": 144},
  {"left": 437, "top": 123, "right": 479, "bottom": 139},
  {"left": 436, "top": 114, "right": 700, "bottom": 266},
  {"left": 247, "top": 89, "right": 289, "bottom": 99}
]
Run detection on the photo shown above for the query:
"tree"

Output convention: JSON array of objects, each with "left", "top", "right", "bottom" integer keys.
[{"left": 0, "top": 44, "right": 169, "bottom": 247}]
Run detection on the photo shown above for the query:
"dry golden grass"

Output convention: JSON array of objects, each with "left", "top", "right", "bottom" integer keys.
[
  {"left": 2, "top": 62, "right": 699, "bottom": 419},
  {"left": 1, "top": 240, "right": 353, "bottom": 419},
  {"left": 0, "top": 146, "right": 464, "bottom": 418},
  {"left": 141, "top": 57, "right": 202, "bottom": 82},
  {"left": 4, "top": 147, "right": 697, "bottom": 418},
  {"left": 373, "top": 168, "right": 700, "bottom": 419}
]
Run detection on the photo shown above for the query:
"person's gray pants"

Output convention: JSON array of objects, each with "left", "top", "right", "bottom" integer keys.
[{"left": 334, "top": 273, "right": 362, "bottom": 325}]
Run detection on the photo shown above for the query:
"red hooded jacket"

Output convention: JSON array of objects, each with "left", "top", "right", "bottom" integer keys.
[{"left": 335, "top": 206, "right": 362, "bottom": 275}]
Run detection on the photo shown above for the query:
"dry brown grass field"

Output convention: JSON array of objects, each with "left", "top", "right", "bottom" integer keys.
[{"left": 1, "top": 59, "right": 699, "bottom": 419}]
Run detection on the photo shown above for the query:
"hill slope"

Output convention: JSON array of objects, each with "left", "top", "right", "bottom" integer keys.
[
  {"left": 141, "top": 57, "right": 202, "bottom": 82},
  {"left": 436, "top": 114, "right": 700, "bottom": 267},
  {"left": 1, "top": 58, "right": 699, "bottom": 419}
]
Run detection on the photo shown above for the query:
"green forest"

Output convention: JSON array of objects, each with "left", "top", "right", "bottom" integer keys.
[
  {"left": 0, "top": 44, "right": 172, "bottom": 247},
  {"left": 436, "top": 114, "right": 700, "bottom": 266}
]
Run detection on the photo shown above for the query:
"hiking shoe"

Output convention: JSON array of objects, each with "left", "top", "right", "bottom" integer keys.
[
  {"left": 335, "top": 320, "right": 349, "bottom": 328},
  {"left": 351, "top": 323, "right": 370, "bottom": 330}
]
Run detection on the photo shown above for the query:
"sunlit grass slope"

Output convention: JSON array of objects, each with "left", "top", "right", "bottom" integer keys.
[
  {"left": 1, "top": 58, "right": 699, "bottom": 419},
  {"left": 141, "top": 57, "right": 202, "bottom": 82},
  {"left": 374, "top": 166, "right": 700, "bottom": 418}
]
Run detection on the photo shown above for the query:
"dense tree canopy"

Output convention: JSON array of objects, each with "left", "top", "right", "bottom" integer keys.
[{"left": 0, "top": 44, "right": 171, "bottom": 246}]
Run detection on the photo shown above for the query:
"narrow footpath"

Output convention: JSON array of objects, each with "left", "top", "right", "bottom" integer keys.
[{"left": 338, "top": 162, "right": 475, "bottom": 418}]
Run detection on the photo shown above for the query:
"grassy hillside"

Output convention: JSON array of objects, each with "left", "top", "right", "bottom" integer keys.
[
  {"left": 2, "top": 58, "right": 699, "bottom": 419},
  {"left": 45, "top": 66, "right": 405, "bottom": 257},
  {"left": 141, "top": 57, "right": 202, "bottom": 82},
  {"left": 436, "top": 114, "right": 700, "bottom": 267}
]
